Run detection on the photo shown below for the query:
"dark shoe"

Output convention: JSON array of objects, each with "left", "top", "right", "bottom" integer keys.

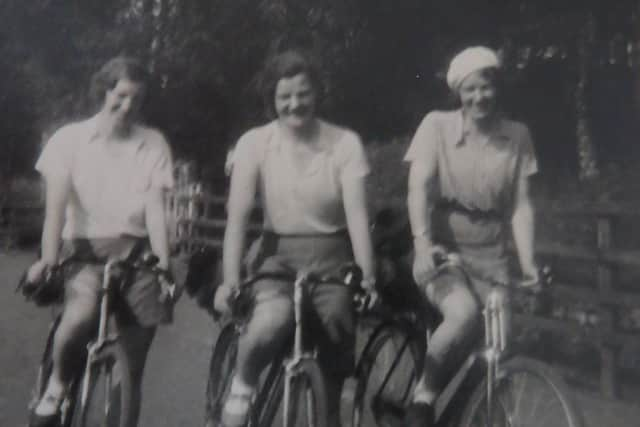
[
  {"left": 371, "top": 396, "right": 405, "bottom": 426},
  {"left": 28, "top": 393, "right": 62, "bottom": 427},
  {"left": 404, "top": 401, "right": 435, "bottom": 427},
  {"left": 28, "top": 411, "right": 59, "bottom": 427}
]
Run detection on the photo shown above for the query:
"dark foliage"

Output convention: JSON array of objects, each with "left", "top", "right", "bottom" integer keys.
[{"left": 1, "top": 0, "right": 639, "bottom": 186}]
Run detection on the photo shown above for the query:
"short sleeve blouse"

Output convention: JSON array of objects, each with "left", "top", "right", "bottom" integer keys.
[
  {"left": 233, "top": 120, "right": 370, "bottom": 234},
  {"left": 36, "top": 117, "right": 174, "bottom": 238},
  {"left": 404, "top": 110, "right": 537, "bottom": 213}
]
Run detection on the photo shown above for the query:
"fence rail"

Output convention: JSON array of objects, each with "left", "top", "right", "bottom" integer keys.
[
  {"left": 172, "top": 189, "right": 640, "bottom": 400},
  {"left": 4, "top": 187, "right": 640, "bottom": 400}
]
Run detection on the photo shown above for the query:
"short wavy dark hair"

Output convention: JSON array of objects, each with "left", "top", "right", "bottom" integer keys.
[
  {"left": 89, "top": 56, "right": 150, "bottom": 108},
  {"left": 258, "top": 49, "right": 324, "bottom": 119}
]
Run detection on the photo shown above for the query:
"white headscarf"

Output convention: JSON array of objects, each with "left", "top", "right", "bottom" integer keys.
[{"left": 446, "top": 46, "right": 500, "bottom": 91}]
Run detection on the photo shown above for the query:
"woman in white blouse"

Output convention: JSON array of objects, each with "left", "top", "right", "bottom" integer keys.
[
  {"left": 214, "top": 49, "right": 376, "bottom": 427},
  {"left": 27, "top": 57, "right": 174, "bottom": 427}
]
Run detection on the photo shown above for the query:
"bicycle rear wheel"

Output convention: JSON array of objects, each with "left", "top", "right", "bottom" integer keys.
[
  {"left": 70, "top": 343, "right": 132, "bottom": 427},
  {"left": 459, "top": 356, "right": 583, "bottom": 427},
  {"left": 204, "top": 324, "right": 238, "bottom": 427},
  {"left": 283, "top": 359, "right": 328, "bottom": 427},
  {"left": 351, "top": 323, "right": 425, "bottom": 427}
]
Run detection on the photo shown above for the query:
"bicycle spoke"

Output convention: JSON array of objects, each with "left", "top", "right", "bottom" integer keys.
[{"left": 496, "top": 370, "right": 576, "bottom": 427}]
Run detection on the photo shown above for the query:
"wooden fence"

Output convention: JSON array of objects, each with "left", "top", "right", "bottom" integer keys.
[
  {"left": 4, "top": 185, "right": 640, "bottom": 400},
  {"left": 518, "top": 203, "right": 640, "bottom": 400},
  {"left": 173, "top": 189, "right": 640, "bottom": 400}
]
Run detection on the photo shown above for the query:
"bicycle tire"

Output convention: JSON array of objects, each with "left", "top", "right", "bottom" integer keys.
[
  {"left": 28, "top": 315, "right": 80, "bottom": 427},
  {"left": 458, "top": 356, "right": 583, "bottom": 427},
  {"left": 283, "top": 359, "right": 328, "bottom": 427},
  {"left": 29, "top": 316, "right": 60, "bottom": 410},
  {"left": 351, "top": 322, "right": 426, "bottom": 427},
  {"left": 204, "top": 324, "right": 238, "bottom": 427},
  {"left": 252, "top": 357, "right": 285, "bottom": 427},
  {"left": 70, "top": 343, "right": 132, "bottom": 427}
]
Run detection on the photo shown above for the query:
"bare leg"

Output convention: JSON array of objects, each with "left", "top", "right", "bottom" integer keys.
[
  {"left": 235, "top": 291, "right": 294, "bottom": 385},
  {"left": 35, "top": 269, "right": 100, "bottom": 416},
  {"left": 413, "top": 280, "right": 480, "bottom": 405}
]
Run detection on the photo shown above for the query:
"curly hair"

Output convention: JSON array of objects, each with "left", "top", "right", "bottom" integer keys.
[
  {"left": 89, "top": 56, "right": 150, "bottom": 109},
  {"left": 257, "top": 49, "right": 324, "bottom": 119}
]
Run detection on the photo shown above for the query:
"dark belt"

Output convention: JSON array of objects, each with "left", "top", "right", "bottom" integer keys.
[
  {"left": 437, "top": 198, "right": 502, "bottom": 222},
  {"left": 262, "top": 229, "right": 349, "bottom": 239}
]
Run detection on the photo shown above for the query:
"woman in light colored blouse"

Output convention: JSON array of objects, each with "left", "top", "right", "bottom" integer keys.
[
  {"left": 214, "top": 49, "right": 376, "bottom": 427},
  {"left": 27, "top": 56, "right": 174, "bottom": 427},
  {"left": 403, "top": 46, "right": 538, "bottom": 426}
]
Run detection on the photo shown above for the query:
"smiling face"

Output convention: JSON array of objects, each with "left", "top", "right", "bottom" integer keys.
[
  {"left": 274, "top": 72, "right": 317, "bottom": 130},
  {"left": 458, "top": 69, "right": 498, "bottom": 121},
  {"left": 102, "top": 77, "right": 145, "bottom": 129}
]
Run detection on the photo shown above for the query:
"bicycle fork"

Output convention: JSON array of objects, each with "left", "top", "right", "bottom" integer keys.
[
  {"left": 78, "top": 260, "right": 119, "bottom": 410},
  {"left": 483, "top": 290, "right": 509, "bottom": 425},
  {"left": 283, "top": 272, "right": 314, "bottom": 427}
]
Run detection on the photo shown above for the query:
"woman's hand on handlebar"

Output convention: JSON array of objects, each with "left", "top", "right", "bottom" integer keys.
[
  {"left": 360, "top": 275, "right": 379, "bottom": 310},
  {"left": 213, "top": 281, "right": 238, "bottom": 315},
  {"left": 412, "top": 238, "right": 447, "bottom": 285},
  {"left": 26, "top": 259, "right": 50, "bottom": 284}
]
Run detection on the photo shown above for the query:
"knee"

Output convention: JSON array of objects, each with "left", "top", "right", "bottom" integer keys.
[
  {"left": 440, "top": 290, "right": 479, "bottom": 329},
  {"left": 57, "top": 299, "right": 98, "bottom": 340},
  {"left": 243, "top": 298, "right": 293, "bottom": 347}
]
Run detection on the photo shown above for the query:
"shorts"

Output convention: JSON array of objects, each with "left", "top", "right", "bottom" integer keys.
[
  {"left": 60, "top": 236, "right": 173, "bottom": 327},
  {"left": 247, "top": 230, "right": 356, "bottom": 377},
  {"left": 417, "top": 241, "right": 509, "bottom": 307}
]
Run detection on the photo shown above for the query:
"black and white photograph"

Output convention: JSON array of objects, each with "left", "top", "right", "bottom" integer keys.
[{"left": 1, "top": 1, "right": 640, "bottom": 427}]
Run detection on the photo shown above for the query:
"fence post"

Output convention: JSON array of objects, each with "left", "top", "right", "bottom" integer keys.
[{"left": 597, "top": 215, "right": 618, "bottom": 398}]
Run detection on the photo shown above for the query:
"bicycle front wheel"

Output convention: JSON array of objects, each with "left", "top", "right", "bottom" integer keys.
[
  {"left": 204, "top": 323, "right": 238, "bottom": 427},
  {"left": 284, "top": 359, "right": 328, "bottom": 427},
  {"left": 70, "top": 343, "right": 132, "bottom": 427},
  {"left": 352, "top": 323, "right": 425, "bottom": 427},
  {"left": 459, "top": 356, "right": 583, "bottom": 427}
]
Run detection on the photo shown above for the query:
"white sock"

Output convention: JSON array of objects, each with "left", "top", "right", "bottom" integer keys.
[
  {"left": 412, "top": 390, "right": 436, "bottom": 405},
  {"left": 229, "top": 376, "right": 254, "bottom": 397}
]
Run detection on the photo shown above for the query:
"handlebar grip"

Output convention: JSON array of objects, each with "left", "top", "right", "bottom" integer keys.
[{"left": 432, "top": 251, "right": 448, "bottom": 266}]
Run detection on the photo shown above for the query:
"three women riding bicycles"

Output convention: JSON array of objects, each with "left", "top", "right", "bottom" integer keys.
[{"left": 23, "top": 43, "right": 581, "bottom": 427}]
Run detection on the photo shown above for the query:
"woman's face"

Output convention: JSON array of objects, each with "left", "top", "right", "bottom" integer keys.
[
  {"left": 103, "top": 77, "right": 145, "bottom": 128},
  {"left": 274, "top": 72, "right": 317, "bottom": 129},
  {"left": 458, "top": 69, "right": 497, "bottom": 121}
]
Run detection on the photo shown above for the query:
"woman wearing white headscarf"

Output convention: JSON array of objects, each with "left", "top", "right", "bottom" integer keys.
[{"left": 402, "top": 46, "right": 539, "bottom": 426}]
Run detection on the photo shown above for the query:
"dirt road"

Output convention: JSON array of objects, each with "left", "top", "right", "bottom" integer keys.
[{"left": 2, "top": 250, "right": 639, "bottom": 427}]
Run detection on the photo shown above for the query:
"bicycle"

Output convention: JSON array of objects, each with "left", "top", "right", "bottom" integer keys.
[
  {"left": 351, "top": 253, "right": 583, "bottom": 427},
  {"left": 20, "top": 253, "right": 176, "bottom": 427},
  {"left": 204, "top": 265, "right": 366, "bottom": 427}
]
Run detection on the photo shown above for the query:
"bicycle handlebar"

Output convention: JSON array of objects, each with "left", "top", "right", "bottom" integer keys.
[
  {"left": 432, "top": 252, "right": 551, "bottom": 293},
  {"left": 18, "top": 252, "right": 176, "bottom": 305},
  {"left": 216, "top": 264, "right": 368, "bottom": 321}
]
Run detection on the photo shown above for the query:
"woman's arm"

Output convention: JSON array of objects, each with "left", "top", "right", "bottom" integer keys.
[
  {"left": 342, "top": 176, "right": 375, "bottom": 287},
  {"left": 407, "top": 157, "right": 442, "bottom": 284},
  {"left": 145, "top": 188, "right": 170, "bottom": 269},
  {"left": 511, "top": 175, "right": 538, "bottom": 279},
  {"left": 27, "top": 174, "right": 70, "bottom": 282},
  {"left": 41, "top": 175, "right": 70, "bottom": 265},
  {"left": 222, "top": 144, "right": 259, "bottom": 287}
]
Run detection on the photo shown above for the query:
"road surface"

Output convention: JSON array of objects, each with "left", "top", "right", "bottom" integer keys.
[{"left": 1, "top": 250, "right": 639, "bottom": 426}]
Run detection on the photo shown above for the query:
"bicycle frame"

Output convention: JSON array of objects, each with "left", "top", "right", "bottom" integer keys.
[
  {"left": 481, "top": 287, "right": 509, "bottom": 425},
  {"left": 283, "top": 271, "right": 316, "bottom": 427},
  {"left": 77, "top": 259, "right": 120, "bottom": 411},
  {"left": 434, "top": 281, "right": 519, "bottom": 425}
]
